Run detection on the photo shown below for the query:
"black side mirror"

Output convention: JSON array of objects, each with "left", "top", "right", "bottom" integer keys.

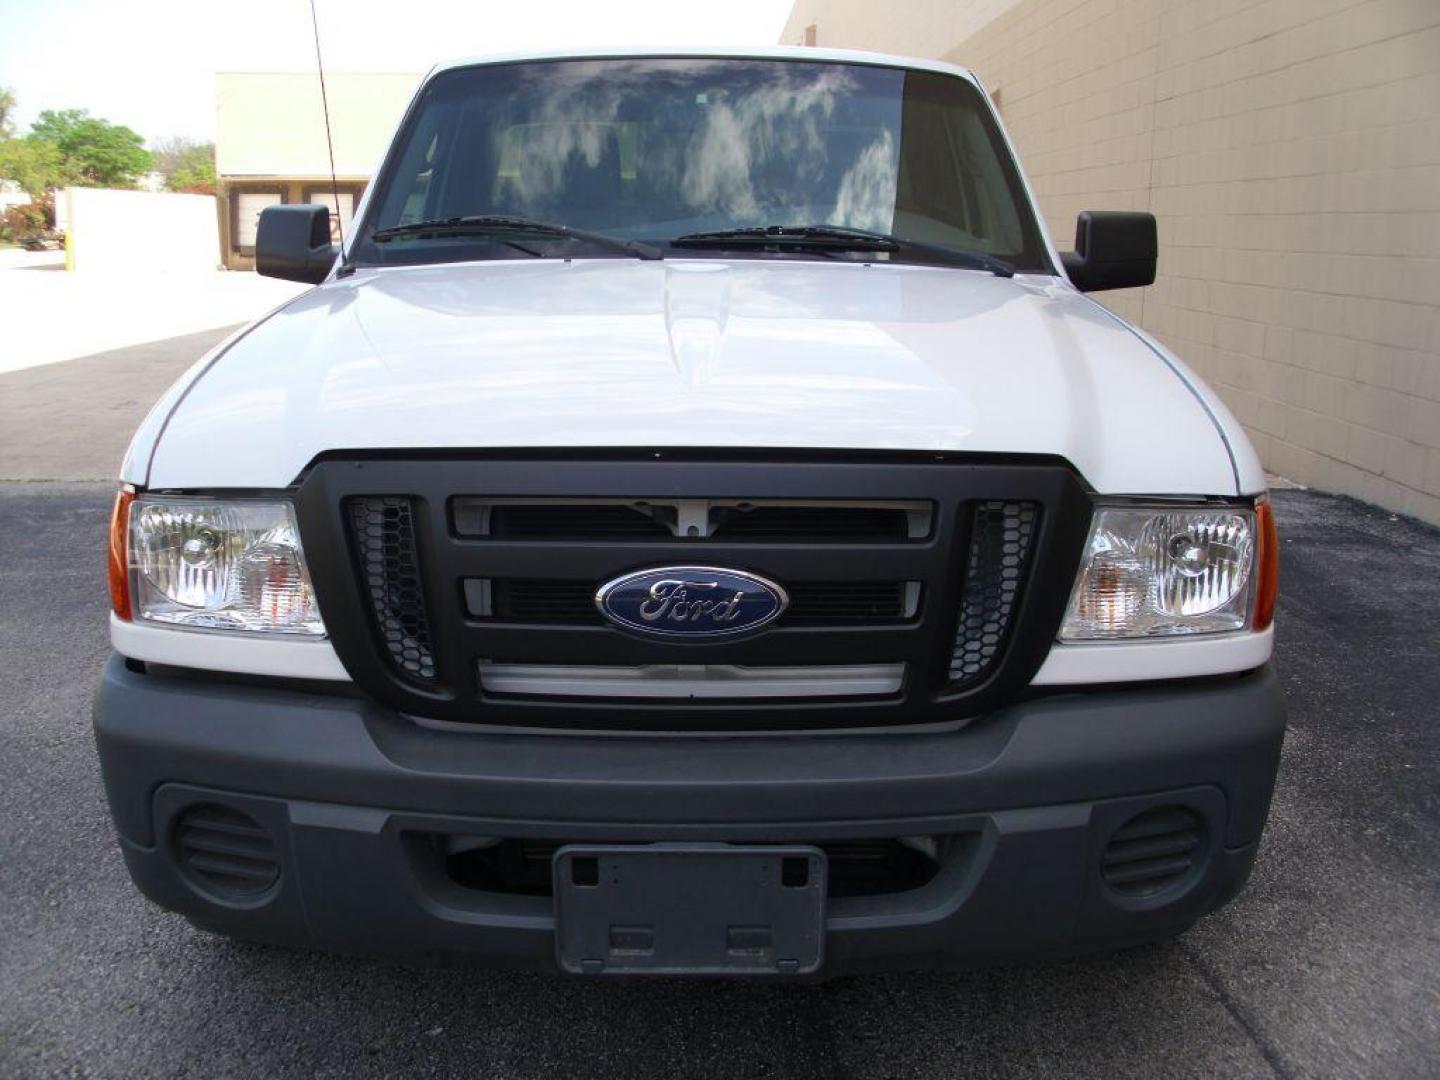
[
  {"left": 1061, "top": 211, "right": 1156, "bottom": 292},
  {"left": 255, "top": 204, "right": 338, "bottom": 284}
]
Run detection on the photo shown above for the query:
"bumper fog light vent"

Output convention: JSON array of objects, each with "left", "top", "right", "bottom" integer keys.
[
  {"left": 174, "top": 804, "right": 279, "bottom": 900},
  {"left": 1102, "top": 806, "right": 1204, "bottom": 899}
]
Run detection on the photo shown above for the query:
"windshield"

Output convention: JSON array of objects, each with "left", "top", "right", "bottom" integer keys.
[{"left": 354, "top": 57, "right": 1052, "bottom": 271}]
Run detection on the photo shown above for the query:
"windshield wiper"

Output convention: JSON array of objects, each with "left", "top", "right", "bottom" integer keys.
[
  {"left": 370, "top": 214, "right": 663, "bottom": 261},
  {"left": 670, "top": 225, "right": 1014, "bottom": 277}
]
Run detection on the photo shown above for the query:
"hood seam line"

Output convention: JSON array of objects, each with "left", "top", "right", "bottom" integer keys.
[
  {"left": 142, "top": 294, "right": 308, "bottom": 489},
  {"left": 1078, "top": 294, "right": 1242, "bottom": 495}
]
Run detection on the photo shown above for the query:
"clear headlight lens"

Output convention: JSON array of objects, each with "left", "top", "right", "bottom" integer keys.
[
  {"left": 1060, "top": 506, "right": 1255, "bottom": 640},
  {"left": 129, "top": 498, "right": 324, "bottom": 635}
]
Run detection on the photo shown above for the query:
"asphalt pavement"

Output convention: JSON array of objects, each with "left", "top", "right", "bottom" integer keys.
[
  {"left": 0, "top": 326, "right": 237, "bottom": 482},
  {"left": 1, "top": 480, "right": 1436, "bottom": 1079}
]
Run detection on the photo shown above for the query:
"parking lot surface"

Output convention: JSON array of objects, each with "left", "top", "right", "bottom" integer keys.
[
  {"left": 1, "top": 478, "right": 1436, "bottom": 1078},
  {"left": 0, "top": 248, "right": 303, "bottom": 377},
  {"left": 0, "top": 326, "right": 236, "bottom": 481}
]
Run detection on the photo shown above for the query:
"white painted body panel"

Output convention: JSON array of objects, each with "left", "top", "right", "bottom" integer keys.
[
  {"left": 1126, "top": 322, "right": 1267, "bottom": 495},
  {"left": 142, "top": 259, "right": 1241, "bottom": 495},
  {"left": 117, "top": 45, "right": 1274, "bottom": 687},
  {"left": 430, "top": 44, "right": 993, "bottom": 83},
  {"left": 119, "top": 257, "right": 1274, "bottom": 688},
  {"left": 111, "top": 615, "right": 350, "bottom": 681},
  {"left": 1031, "top": 627, "right": 1272, "bottom": 685}
]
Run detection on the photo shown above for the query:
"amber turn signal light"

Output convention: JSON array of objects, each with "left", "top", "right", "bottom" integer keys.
[
  {"left": 108, "top": 487, "right": 135, "bottom": 621},
  {"left": 1253, "top": 497, "right": 1278, "bottom": 631}
]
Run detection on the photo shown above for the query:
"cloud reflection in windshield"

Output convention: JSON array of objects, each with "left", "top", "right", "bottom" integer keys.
[{"left": 494, "top": 61, "right": 901, "bottom": 231}]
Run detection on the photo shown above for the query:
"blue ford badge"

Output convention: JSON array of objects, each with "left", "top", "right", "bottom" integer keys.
[{"left": 595, "top": 566, "right": 788, "bottom": 639}]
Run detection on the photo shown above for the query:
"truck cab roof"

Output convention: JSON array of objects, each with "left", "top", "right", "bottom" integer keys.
[{"left": 427, "top": 44, "right": 984, "bottom": 83}]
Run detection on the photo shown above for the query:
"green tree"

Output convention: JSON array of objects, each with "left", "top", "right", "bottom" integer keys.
[
  {"left": 29, "top": 108, "right": 151, "bottom": 187},
  {"left": 151, "top": 136, "right": 215, "bottom": 192},
  {"left": 0, "top": 136, "right": 67, "bottom": 198},
  {"left": 169, "top": 153, "right": 215, "bottom": 192},
  {"left": 27, "top": 108, "right": 87, "bottom": 145}
]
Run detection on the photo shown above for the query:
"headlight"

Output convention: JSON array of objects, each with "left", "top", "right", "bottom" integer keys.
[
  {"left": 1059, "top": 505, "right": 1256, "bottom": 640},
  {"left": 127, "top": 497, "right": 325, "bottom": 635}
]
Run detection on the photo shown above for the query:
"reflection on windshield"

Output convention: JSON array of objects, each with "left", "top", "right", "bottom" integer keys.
[
  {"left": 360, "top": 58, "right": 1048, "bottom": 270},
  {"left": 673, "top": 68, "right": 898, "bottom": 231}
]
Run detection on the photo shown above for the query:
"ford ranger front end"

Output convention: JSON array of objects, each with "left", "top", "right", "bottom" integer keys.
[{"left": 94, "top": 47, "right": 1283, "bottom": 977}]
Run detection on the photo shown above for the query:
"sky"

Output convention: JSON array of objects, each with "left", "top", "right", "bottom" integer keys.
[{"left": 0, "top": 0, "right": 795, "bottom": 144}]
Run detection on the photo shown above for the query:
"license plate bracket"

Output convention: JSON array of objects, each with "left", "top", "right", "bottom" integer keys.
[{"left": 553, "top": 843, "right": 826, "bottom": 976}]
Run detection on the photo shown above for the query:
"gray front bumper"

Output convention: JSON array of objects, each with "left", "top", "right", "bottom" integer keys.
[{"left": 93, "top": 658, "right": 1285, "bottom": 974}]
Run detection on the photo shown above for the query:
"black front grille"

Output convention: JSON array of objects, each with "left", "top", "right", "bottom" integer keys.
[
  {"left": 784, "top": 581, "right": 910, "bottom": 623},
  {"left": 301, "top": 455, "right": 1090, "bottom": 730},
  {"left": 710, "top": 505, "right": 911, "bottom": 541},
  {"left": 348, "top": 497, "right": 436, "bottom": 681},
  {"left": 949, "top": 500, "right": 1040, "bottom": 684},
  {"left": 485, "top": 579, "right": 599, "bottom": 622},
  {"left": 173, "top": 804, "right": 279, "bottom": 900},
  {"left": 473, "top": 578, "right": 910, "bottom": 625},
  {"left": 1102, "top": 807, "right": 1205, "bottom": 898},
  {"left": 486, "top": 503, "right": 674, "bottom": 539},
  {"left": 454, "top": 499, "right": 922, "bottom": 543}
]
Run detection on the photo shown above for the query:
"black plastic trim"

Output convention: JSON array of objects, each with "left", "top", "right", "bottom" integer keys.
[{"left": 290, "top": 452, "right": 1094, "bottom": 729}]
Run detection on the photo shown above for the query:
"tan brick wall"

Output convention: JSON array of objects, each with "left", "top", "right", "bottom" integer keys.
[
  {"left": 787, "top": 0, "right": 1440, "bottom": 522},
  {"left": 780, "top": 0, "right": 1027, "bottom": 54}
]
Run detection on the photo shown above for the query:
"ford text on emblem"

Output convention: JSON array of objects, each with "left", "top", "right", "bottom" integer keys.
[{"left": 595, "top": 566, "right": 789, "bottom": 640}]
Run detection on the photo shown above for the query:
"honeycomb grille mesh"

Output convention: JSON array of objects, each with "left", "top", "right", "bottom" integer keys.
[
  {"left": 349, "top": 497, "right": 436, "bottom": 681},
  {"left": 949, "top": 500, "right": 1039, "bottom": 683}
]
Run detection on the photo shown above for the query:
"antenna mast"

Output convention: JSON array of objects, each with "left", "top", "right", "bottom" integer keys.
[{"left": 309, "top": 0, "right": 345, "bottom": 254}]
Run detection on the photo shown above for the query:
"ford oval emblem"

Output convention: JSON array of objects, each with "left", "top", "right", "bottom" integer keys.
[{"left": 595, "top": 565, "right": 788, "bottom": 640}]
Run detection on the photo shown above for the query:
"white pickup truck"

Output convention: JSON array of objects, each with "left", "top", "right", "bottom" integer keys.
[{"left": 94, "top": 46, "right": 1283, "bottom": 977}]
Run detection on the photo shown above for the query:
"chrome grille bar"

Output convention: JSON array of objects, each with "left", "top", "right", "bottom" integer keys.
[{"left": 478, "top": 662, "right": 906, "bottom": 699}]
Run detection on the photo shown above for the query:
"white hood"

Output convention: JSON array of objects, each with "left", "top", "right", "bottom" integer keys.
[{"left": 140, "top": 258, "right": 1247, "bottom": 494}]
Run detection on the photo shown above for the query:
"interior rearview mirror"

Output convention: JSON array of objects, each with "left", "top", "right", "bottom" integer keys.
[
  {"left": 1061, "top": 211, "right": 1157, "bottom": 293},
  {"left": 255, "top": 204, "right": 338, "bottom": 284}
]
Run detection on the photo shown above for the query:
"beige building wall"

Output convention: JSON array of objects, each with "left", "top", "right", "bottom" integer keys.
[
  {"left": 781, "top": 0, "right": 1440, "bottom": 524},
  {"left": 214, "top": 72, "right": 421, "bottom": 269},
  {"left": 216, "top": 72, "right": 420, "bottom": 177}
]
